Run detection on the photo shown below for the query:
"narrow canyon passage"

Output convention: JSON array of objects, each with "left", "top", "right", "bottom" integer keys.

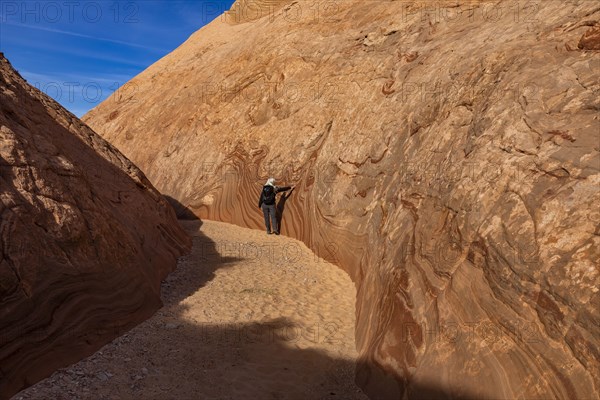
[{"left": 14, "top": 220, "right": 368, "bottom": 400}]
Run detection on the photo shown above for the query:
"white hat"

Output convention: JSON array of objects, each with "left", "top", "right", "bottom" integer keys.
[{"left": 266, "top": 178, "right": 275, "bottom": 186}]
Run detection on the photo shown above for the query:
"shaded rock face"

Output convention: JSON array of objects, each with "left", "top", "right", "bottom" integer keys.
[
  {"left": 84, "top": 1, "right": 600, "bottom": 399},
  {"left": 0, "top": 55, "right": 191, "bottom": 398}
]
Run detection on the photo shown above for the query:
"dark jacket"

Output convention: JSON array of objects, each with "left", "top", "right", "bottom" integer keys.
[{"left": 258, "top": 185, "right": 291, "bottom": 208}]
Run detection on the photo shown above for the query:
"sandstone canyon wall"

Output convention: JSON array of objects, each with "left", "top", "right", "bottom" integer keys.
[
  {"left": 84, "top": 1, "right": 599, "bottom": 399},
  {"left": 0, "top": 55, "right": 191, "bottom": 398}
]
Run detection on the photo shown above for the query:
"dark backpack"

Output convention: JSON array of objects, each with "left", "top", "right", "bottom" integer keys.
[{"left": 263, "top": 185, "right": 276, "bottom": 205}]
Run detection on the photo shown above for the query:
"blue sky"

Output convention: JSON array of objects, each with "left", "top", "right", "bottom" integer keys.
[{"left": 0, "top": 0, "right": 235, "bottom": 117}]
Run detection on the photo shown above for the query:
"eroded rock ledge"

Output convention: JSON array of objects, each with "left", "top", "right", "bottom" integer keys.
[
  {"left": 0, "top": 55, "right": 191, "bottom": 398},
  {"left": 84, "top": 1, "right": 599, "bottom": 399}
]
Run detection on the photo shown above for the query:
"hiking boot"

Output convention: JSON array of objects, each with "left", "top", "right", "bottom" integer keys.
[
  {"left": 267, "top": 231, "right": 273, "bottom": 234},
  {"left": 274, "top": 231, "right": 280, "bottom": 235}
]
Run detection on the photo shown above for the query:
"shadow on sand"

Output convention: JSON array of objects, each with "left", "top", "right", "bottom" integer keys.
[
  {"left": 129, "top": 315, "right": 480, "bottom": 400},
  {"left": 160, "top": 196, "right": 243, "bottom": 306},
  {"left": 151, "top": 199, "right": 479, "bottom": 400},
  {"left": 162, "top": 194, "right": 236, "bottom": 302}
]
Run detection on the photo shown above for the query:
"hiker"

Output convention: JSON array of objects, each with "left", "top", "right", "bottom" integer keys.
[{"left": 258, "top": 178, "right": 292, "bottom": 235}]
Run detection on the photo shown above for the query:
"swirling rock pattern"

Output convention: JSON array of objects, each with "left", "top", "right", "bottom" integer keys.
[
  {"left": 0, "top": 55, "right": 191, "bottom": 398},
  {"left": 84, "top": 1, "right": 600, "bottom": 399}
]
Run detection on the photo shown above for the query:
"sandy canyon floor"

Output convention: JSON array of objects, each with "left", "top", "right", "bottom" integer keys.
[{"left": 13, "top": 220, "right": 368, "bottom": 400}]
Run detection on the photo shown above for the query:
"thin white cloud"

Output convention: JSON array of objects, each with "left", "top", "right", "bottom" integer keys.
[
  {"left": 5, "top": 36, "right": 153, "bottom": 68},
  {"left": 21, "top": 70, "right": 132, "bottom": 85},
  {"left": 3, "top": 20, "right": 168, "bottom": 52}
]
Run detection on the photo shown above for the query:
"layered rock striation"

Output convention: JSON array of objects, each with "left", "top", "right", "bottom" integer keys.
[
  {"left": 84, "top": 1, "right": 600, "bottom": 399},
  {"left": 0, "top": 55, "right": 191, "bottom": 398}
]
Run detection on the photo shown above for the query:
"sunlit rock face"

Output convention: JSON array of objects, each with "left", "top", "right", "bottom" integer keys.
[
  {"left": 0, "top": 54, "right": 191, "bottom": 398},
  {"left": 84, "top": 1, "right": 600, "bottom": 399}
]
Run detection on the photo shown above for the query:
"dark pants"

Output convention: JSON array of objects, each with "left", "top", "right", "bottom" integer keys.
[{"left": 261, "top": 204, "right": 278, "bottom": 233}]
